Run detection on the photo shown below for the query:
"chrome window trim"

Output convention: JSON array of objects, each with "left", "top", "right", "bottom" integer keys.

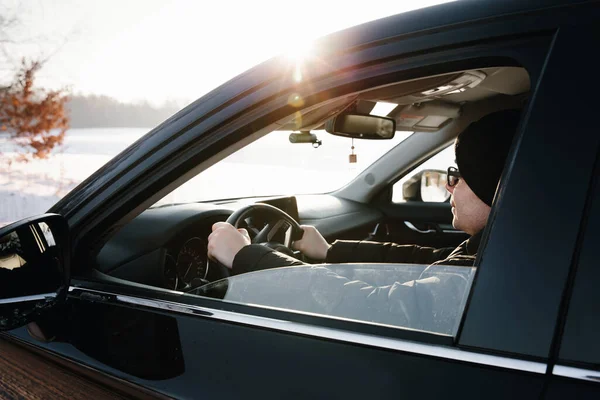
[
  {"left": 0, "top": 292, "right": 56, "bottom": 304},
  {"left": 29, "top": 225, "right": 45, "bottom": 253},
  {"left": 69, "top": 286, "right": 546, "bottom": 374},
  {"left": 553, "top": 365, "right": 600, "bottom": 383}
]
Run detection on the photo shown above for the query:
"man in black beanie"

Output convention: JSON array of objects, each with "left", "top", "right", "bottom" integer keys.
[
  {"left": 448, "top": 108, "right": 520, "bottom": 236},
  {"left": 208, "top": 109, "right": 521, "bottom": 272}
]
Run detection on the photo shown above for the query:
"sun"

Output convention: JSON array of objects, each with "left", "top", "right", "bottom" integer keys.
[
  {"left": 285, "top": 40, "right": 314, "bottom": 62},
  {"left": 284, "top": 41, "right": 315, "bottom": 83}
]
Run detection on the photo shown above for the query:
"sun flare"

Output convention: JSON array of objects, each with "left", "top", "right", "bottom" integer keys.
[
  {"left": 285, "top": 40, "right": 314, "bottom": 62},
  {"left": 285, "top": 41, "right": 315, "bottom": 83}
]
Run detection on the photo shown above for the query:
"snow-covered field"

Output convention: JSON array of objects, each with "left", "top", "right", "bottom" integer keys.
[{"left": 0, "top": 128, "right": 149, "bottom": 226}]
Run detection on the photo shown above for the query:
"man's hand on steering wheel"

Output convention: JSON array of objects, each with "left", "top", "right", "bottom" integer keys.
[
  {"left": 207, "top": 222, "right": 251, "bottom": 269},
  {"left": 291, "top": 225, "right": 331, "bottom": 261},
  {"left": 208, "top": 203, "right": 308, "bottom": 272}
]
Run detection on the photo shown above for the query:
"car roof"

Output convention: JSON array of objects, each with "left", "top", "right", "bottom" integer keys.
[{"left": 312, "top": 0, "right": 585, "bottom": 54}]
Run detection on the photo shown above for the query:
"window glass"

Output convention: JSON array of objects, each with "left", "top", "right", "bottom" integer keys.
[
  {"left": 392, "top": 145, "right": 456, "bottom": 203},
  {"left": 192, "top": 263, "right": 476, "bottom": 336},
  {"left": 154, "top": 130, "right": 412, "bottom": 206},
  {"left": 559, "top": 170, "right": 600, "bottom": 365}
]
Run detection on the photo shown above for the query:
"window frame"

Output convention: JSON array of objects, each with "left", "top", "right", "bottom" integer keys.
[{"left": 75, "top": 34, "right": 557, "bottom": 350}]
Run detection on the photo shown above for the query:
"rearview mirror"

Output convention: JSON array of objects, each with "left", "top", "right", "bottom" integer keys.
[
  {"left": 0, "top": 214, "right": 70, "bottom": 330},
  {"left": 402, "top": 169, "right": 450, "bottom": 203},
  {"left": 325, "top": 113, "right": 396, "bottom": 139}
]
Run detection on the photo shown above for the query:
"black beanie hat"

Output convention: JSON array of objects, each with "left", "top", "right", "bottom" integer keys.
[{"left": 454, "top": 109, "right": 521, "bottom": 207}]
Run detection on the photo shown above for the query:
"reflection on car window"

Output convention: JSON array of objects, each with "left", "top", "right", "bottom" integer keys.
[
  {"left": 38, "top": 222, "right": 56, "bottom": 247},
  {"left": 193, "top": 263, "right": 475, "bottom": 336}
]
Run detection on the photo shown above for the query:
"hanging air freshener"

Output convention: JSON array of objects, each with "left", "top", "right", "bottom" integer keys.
[{"left": 349, "top": 138, "right": 357, "bottom": 163}]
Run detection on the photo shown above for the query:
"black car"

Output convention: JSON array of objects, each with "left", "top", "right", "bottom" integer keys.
[{"left": 1, "top": 0, "right": 599, "bottom": 398}]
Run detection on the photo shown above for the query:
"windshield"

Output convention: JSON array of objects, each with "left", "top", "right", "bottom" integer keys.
[{"left": 155, "top": 129, "right": 411, "bottom": 205}]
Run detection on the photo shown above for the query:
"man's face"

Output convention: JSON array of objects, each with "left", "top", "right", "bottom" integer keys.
[{"left": 446, "top": 178, "right": 491, "bottom": 236}]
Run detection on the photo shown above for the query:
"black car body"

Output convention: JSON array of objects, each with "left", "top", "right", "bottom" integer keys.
[{"left": 1, "top": 0, "right": 600, "bottom": 398}]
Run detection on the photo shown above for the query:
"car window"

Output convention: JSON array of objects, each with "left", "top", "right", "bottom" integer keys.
[
  {"left": 154, "top": 130, "right": 412, "bottom": 206},
  {"left": 558, "top": 164, "right": 600, "bottom": 366},
  {"left": 192, "top": 263, "right": 476, "bottom": 336},
  {"left": 392, "top": 145, "right": 456, "bottom": 203}
]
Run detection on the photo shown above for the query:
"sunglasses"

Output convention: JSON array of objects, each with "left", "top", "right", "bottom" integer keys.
[{"left": 447, "top": 166, "right": 461, "bottom": 187}]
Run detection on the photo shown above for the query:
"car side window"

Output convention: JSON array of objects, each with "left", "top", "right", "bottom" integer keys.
[
  {"left": 392, "top": 145, "right": 456, "bottom": 203},
  {"left": 192, "top": 263, "right": 476, "bottom": 337},
  {"left": 558, "top": 165, "right": 600, "bottom": 366}
]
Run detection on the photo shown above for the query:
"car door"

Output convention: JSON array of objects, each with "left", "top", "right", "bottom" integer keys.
[
  {"left": 4, "top": 2, "right": 600, "bottom": 399},
  {"left": 544, "top": 151, "right": 600, "bottom": 399}
]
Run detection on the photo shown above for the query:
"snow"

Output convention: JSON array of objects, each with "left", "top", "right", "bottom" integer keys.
[{"left": 0, "top": 128, "right": 148, "bottom": 227}]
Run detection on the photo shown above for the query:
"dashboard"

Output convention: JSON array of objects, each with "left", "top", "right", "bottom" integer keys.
[{"left": 95, "top": 195, "right": 383, "bottom": 291}]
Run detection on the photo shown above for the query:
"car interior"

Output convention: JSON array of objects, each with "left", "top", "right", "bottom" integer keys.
[{"left": 93, "top": 66, "right": 531, "bottom": 296}]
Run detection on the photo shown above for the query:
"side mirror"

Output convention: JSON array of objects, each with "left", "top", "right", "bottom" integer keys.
[
  {"left": 325, "top": 113, "right": 396, "bottom": 139},
  {"left": 0, "top": 214, "right": 70, "bottom": 330},
  {"left": 402, "top": 169, "right": 450, "bottom": 203}
]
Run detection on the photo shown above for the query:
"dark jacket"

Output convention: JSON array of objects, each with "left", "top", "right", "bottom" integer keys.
[
  {"left": 232, "top": 232, "right": 482, "bottom": 274},
  {"left": 226, "top": 233, "right": 482, "bottom": 335}
]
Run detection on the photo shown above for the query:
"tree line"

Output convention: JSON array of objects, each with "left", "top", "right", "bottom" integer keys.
[
  {"left": 1, "top": 62, "right": 184, "bottom": 161},
  {"left": 67, "top": 95, "right": 182, "bottom": 129}
]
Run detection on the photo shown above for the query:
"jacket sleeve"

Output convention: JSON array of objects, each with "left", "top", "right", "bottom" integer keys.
[
  {"left": 232, "top": 244, "right": 308, "bottom": 275},
  {"left": 233, "top": 239, "right": 457, "bottom": 275},
  {"left": 326, "top": 240, "right": 455, "bottom": 265}
]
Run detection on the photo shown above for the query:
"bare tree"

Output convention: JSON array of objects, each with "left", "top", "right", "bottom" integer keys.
[
  {"left": 0, "top": 60, "right": 69, "bottom": 161},
  {"left": 0, "top": 2, "right": 70, "bottom": 161}
]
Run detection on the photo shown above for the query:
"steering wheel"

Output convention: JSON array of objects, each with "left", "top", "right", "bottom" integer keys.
[
  {"left": 227, "top": 203, "right": 304, "bottom": 250},
  {"left": 206, "top": 203, "right": 305, "bottom": 283}
]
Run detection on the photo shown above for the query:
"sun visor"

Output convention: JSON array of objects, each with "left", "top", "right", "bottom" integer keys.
[{"left": 391, "top": 101, "right": 461, "bottom": 132}]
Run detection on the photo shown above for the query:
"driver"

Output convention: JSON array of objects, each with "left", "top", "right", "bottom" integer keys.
[{"left": 207, "top": 109, "right": 521, "bottom": 274}]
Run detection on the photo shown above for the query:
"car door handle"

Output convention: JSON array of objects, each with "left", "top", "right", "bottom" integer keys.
[{"left": 404, "top": 221, "right": 436, "bottom": 234}]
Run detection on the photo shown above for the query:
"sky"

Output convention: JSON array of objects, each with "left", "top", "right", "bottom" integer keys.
[{"left": 1, "top": 0, "right": 453, "bottom": 106}]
